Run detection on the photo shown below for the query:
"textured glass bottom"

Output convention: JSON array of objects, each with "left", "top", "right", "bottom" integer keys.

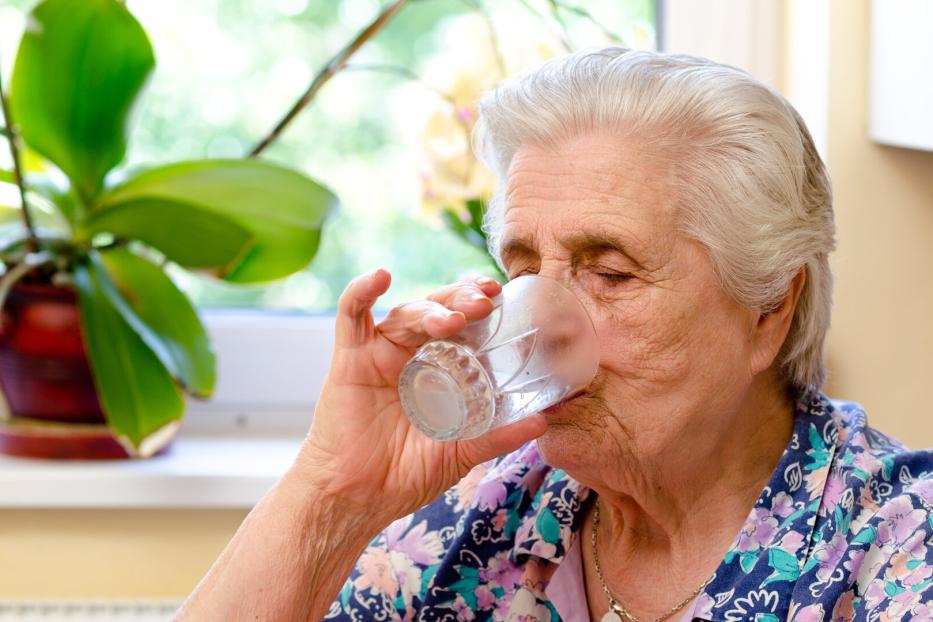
[{"left": 398, "top": 341, "right": 495, "bottom": 440}]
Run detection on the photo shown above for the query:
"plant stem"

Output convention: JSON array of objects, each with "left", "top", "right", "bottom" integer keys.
[
  {"left": 515, "top": 0, "right": 572, "bottom": 52},
  {"left": 545, "top": 0, "right": 575, "bottom": 49},
  {"left": 552, "top": 1, "right": 625, "bottom": 44},
  {"left": 0, "top": 63, "right": 38, "bottom": 254},
  {"left": 341, "top": 62, "right": 477, "bottom": 188},
  {"left": 0, "top": 251, "right": 53, "bottom": 308},
  {"left": 249, "top": 0, "right": 410, "bottom": 156},
  {"left": 343, "top": 63, "right": 457, "bottom": 106},
  {"left": 459, "top": 0, "right": 507, "bottom": 77}
]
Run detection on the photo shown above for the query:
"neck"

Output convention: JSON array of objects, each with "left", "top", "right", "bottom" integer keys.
[{"left": 574, "top": 374, "right": 795, "bottom": 618}]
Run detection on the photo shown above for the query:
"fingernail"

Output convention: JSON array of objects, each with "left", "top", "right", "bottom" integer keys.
[
  {"left": 476, "top": 276, "right": 498, "bottom": 285},
  {"left": 469, "top": 293, "right": 489, "bottom": 302}
]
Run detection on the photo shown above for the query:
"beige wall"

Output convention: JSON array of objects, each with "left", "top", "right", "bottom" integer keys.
[
  {"left": 822, "top": 0, "right": 933, "bottom": 447},
  {"left": 0, "top": 510, "right": 246, "bottom": 598},
  {"left": 0, "top": 0, "right": 931, "bottom": 604}
]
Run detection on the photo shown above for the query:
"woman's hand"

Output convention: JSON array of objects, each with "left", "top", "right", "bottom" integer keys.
[{"left": 295, "top": 269, "right": 547, "bottom": 523}]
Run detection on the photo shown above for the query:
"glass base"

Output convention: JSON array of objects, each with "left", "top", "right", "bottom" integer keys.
[{"left": 398, "top": 341, "right": 495, "bottom": 441}]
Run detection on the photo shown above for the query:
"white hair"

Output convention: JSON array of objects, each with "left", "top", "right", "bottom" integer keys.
[{"left": 473, "top": 47, "right": 836, "bottom": 395}]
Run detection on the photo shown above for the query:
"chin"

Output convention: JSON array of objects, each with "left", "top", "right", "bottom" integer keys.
[{"left": 536, "top": 396, "right": 613, "bottom": 470}]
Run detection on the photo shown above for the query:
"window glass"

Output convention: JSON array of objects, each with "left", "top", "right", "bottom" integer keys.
[{"left": 0, "top": 0, "right": 656, "bottom": 311}]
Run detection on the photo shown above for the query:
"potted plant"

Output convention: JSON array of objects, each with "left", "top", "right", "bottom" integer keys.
[{"left": 0, "top": 0, "right": 346, "bottom": 458}]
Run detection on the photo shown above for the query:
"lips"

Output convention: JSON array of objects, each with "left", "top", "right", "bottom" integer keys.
[{"left": 542, "top": 391, "right": 585, "bottom": 415}]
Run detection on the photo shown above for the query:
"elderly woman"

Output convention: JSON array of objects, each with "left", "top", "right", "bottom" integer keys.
[{"left": 177, "top": 49, "right": 932, "bottom": 621}]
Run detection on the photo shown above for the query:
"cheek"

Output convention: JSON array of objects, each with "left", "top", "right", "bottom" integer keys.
[{"left": 588, "top": 286, "right": 696, "bottom": 385}]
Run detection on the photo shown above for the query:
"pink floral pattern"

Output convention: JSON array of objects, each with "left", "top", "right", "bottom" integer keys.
[{"left": 326, "top": 393, "right": 932, "bottom": 620}]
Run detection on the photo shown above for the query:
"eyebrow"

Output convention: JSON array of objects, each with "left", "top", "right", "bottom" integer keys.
[{"left": 500, "top": 231, "right": 650, "bottom": 273}]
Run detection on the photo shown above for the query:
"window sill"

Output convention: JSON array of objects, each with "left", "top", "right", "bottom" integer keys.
[{"left": 0, "top": 434, "right": 303, "bottom": 509}]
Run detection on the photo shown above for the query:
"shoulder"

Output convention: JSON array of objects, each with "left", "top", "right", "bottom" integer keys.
[
  {"left": 824, "top": 397, "right": 932, "bottom": 521},
  {"left": 792, "top": 396, "right": 932, "bottom": 621},
  {"left": 325, "top": 442, "right": 557, "bottom": 620}
]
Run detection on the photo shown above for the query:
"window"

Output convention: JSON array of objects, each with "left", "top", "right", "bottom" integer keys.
[
  {"left": 2, "top": 0, "right": 657, "bottom": 313},
  {"left": 1, "top": 0, "right": 656, "bottom": 436}
]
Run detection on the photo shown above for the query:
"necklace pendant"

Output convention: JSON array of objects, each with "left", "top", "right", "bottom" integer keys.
[{"left": 600, "top": 612, "right": 623, "bottom": 622}]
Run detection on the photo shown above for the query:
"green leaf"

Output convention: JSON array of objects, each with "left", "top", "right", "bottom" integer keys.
[
  {"left": 535, "top": 507, "right": 562, "bottom": 544},
  {"left": 10, "top": 0, "right": 155, "bottom": 202},
  {"left": 809, "top": 424, "right": 827, "bottom": 452},
  {"left": 762, "top": 569, "right": 798, "bottom": 586},
  {"left": 442, "top": 207, "right": 486, "bottom": 250},
  {"left": 0, "top": 169, "right": 14, "bottom": 184},
  {"left": 767, "top": 547, "right": 800, "bottom": 575},
  {"left": 913, "top": 578, "right": 932, "bottom": 593},
  {"left": 852, "top": 525, "right": 877, "bottom": 545},
  {"left": 83, "top": 198, "right": 255, "bottom": 272},
  {"left": 74, "top": 260, "right": 184, "bottom": 454},
  {"left": 884, "top": 581, "right": 906, "bottom": 597},
  {"left": 420, "top": 564, "right": 440, "bottom": 597},
  {"left": 97, "top": 159, "right": 337, "bottom": 282},
  {"left": 93, "top": 248, "right": 215, "bottom": 396},
  {"left": 739, "top": 551, "right": 759, "bottom": 573},
  {"left": 465, "top": 198, "right": 486, "bottom": 237}
]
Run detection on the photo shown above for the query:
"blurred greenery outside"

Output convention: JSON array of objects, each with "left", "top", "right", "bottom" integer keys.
[{"left": 0, "top": 0, "right": 655, "bottom": 312}]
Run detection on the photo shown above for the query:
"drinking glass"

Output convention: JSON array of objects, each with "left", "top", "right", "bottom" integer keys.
[{"left": 398, "top": 275, "right": 599, "bottom": 440}]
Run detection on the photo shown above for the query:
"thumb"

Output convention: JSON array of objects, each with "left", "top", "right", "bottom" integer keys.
[
  {"left": 335, "top": 269, "right": 392, "bottom": 348},
  {"left": 454, "top": 414, "right": 548, "bottom": 471}
]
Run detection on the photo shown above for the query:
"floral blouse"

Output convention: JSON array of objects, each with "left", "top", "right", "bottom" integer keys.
[{"left": 325, "top": 393, "right": 933, "bottom": 621}]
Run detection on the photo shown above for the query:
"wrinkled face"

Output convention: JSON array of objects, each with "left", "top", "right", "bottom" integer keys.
[{"left": 499, "top": 131, "right": 762, "bottom": 469}]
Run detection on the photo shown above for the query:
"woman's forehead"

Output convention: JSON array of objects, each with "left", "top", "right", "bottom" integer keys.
[{"left": 503, "top": 134, "right": 675, "bottom": 218}]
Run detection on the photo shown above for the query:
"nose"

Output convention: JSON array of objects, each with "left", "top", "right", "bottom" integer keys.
[
  {"left": 534, "top": 260, "right": 599, "bottom": 332},
  {"left": 535, "top": 260, "right": 569, "bottom": 285}
]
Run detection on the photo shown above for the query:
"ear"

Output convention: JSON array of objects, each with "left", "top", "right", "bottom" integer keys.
[{"left": 749, "top": 267, "right": 806, "bottom": 376}]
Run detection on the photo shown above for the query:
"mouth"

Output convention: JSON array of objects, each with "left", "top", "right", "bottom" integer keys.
[{"left": 542, "top": 391, "right": 586, "bottom": 415}]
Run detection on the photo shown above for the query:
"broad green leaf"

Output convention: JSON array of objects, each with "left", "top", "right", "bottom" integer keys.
[
  {"left": 93, "top": 248, "right": 215, "bottom": 396},
  {"left": 10, "top": 0, "right": 154, "bottom": 202},
  {"left": 74, "top": 260, "right": 184, "bottom": 454},
  {"left": 97, "top": 159, "right": 337, "bottom": 283},
  {"left": 0, "top": 170, "right": 14, "bottom": 184},
  {"left": 83, "top": 199, "right": 255, "bottom": 272}
]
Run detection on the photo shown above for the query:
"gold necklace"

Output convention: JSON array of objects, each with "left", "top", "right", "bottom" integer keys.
[{"left": 590, "top": 499, "right": 713, "bottom": 622}]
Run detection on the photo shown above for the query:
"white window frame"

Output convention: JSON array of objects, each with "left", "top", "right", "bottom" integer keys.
[{"left": 182, "top": 312, "right": 337, "bottom": 436}]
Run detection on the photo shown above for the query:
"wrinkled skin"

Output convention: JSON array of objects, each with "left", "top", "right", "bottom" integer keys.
[{"left": 495, "top": 130, "right": 802, "bottom": 618}]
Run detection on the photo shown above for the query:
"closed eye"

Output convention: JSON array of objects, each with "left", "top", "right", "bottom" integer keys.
[
  {"left": 510, "top": 267, "right": 539, "bottom": 279},
  {"left": 597, "top": 272, "right": 633, "bottom": 283}
]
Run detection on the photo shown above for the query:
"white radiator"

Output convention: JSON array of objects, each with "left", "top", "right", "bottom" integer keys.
[{"left": 0, "top": 601, "right": 181, "bottom": 622}]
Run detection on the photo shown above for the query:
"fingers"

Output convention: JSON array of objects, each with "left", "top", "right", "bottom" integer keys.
[
  {"left": 378, "top": 301, "right": 467, "bottom": 348},
  {"left": 335, "top": 269, "right": 392, "bottom": 347},
  {"left": 376, "top": 275, "right": 502, "bottom": 348},
  {"left": 455, "top": 414, "right": 548, "bottom": 469},
  {"left": 427, "top": 276, "right": 502, "bottom": 320}
]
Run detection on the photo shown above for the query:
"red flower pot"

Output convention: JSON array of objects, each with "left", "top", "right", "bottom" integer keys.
[{"left": 0, "top": 281, "right": 172, "bottom": 459}]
